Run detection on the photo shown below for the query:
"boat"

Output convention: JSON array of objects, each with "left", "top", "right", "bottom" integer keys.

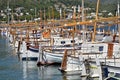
[
  {"left": 18, "top": 41, "right": 39, "bottom": 61},
  {"left": 58, "top": 49, "right": 108, "bottom": 80},
  {"left": 60, "top": 40, "right": 120, "bottom": 78},
  {"left": 17, "top": 29, "right": 41, "bottom": 61},
  {"left": 42, "top": 37, "right": 82, "bottom": 63}
]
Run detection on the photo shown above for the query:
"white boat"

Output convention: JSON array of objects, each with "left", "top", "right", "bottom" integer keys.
[
  {"left": 17, "top": 29, "right": 42, "bottom": 61},
  {"left": 68, "top": 41, "right": 120, "bottom": 77},
  {"left": 42, "top": 37, "right": 82, "bottom": 63},
  {"left": 18, "top": 41, "right": 39, "bottom": 61},
  {"left": 59, "top": 50, "right": 105, "bottom": 80}
]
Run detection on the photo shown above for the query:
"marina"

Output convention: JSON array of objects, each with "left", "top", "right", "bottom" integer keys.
[
  {"left": 0, "top": 36, "right": 80, "bottom": 80},
  {"left": 0, "top": 0, "right": 120, "bottom": 80}
]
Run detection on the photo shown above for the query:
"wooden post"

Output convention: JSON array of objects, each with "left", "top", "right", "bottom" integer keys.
[{"left": 60, "top": 50, "right": 68, "bottom": 71}]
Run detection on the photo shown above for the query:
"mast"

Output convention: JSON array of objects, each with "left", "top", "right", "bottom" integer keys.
[
  {"left": 44, "top": 8, "right": 46, "bottom": 25},
  {"left": 35, "top": 7, "right": 37, "bottom": 19},
  {"left": 73, "top": 6, "right": 76, "bottom": 19},
  {"left": 26, "top": 27, "right": 30, "bottom": 43},
  {"left": 60, "top": 8, "right": 62, "bottom": 19},
  {"left": 72, "top": 26, "right": 75, "bottom": 56},
  {"left": 7, "top": 1, "right": 10, "bottom": 37},
  {"left": 48, "top": 7, "right": 51, "bottom": 20},
  {"left": 52, "top": 7, "right": 54, "bottom": 20},
  {"left": 7, "top": 1, "right": 10, "bottom": 24},
  {"left": 59, "top": 50, "right": 67, "bottom": 71},
  {"left": 117, "top": 2, "right": 120, "bottom": 43},
  {"left": 63, "top": 9, "right": 66, "bottom": 19},
  {"left": 117, "top": 1, "right": 119, "bottom": 16},
  {"left": 92, "top": 0, "right": 100, "bottom": 42},
  {"left": 82, "top": 0, "right": 86, "bottom": 42},
  {"left": 78, "top": 5, "right": 81, "bottom": 21},
  {"left": 82, "top": 0, "right": 85, "bottom": 22}
]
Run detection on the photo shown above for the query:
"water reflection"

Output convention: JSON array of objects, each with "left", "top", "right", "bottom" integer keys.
[
  {"left": 37, "top": 65, "right": 63, "bottom": 80},
  {"left": 22, "top": 61, "right": 91, "bottom": 80},
  {"left": 22, "top": 62, "right": 90, "bottom": 80},
  {"left": 38, "top": 66, "right": 46, "bottom": 80},
  {"left": 0, "top": 36, "right": 100, "bottom": 80},
  {"left": 22, "top": 61, "right": 38, "bottom": 80}
]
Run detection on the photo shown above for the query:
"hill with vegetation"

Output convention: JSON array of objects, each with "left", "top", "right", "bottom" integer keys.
[
  {"left": 0, "top": 0, "right": 117, "bottom": 9},
  {"left": 0, "top": 0, "right": 118, "bottom": 21}
]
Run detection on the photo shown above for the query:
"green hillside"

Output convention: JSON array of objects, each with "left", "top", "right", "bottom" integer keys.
[
  {"left": 0, "top": 0, "right": 119, "bottom": 22},
  {"left": 0, "top": 0, "right": 118, "bottom": 10}
]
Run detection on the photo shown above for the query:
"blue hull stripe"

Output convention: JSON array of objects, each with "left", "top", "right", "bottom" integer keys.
[{"left": 28, "top": 48, "right": 39, "bottom": 53}]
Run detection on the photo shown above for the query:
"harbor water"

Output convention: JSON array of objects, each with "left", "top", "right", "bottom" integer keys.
[{"left": 0, "top": 36, "right": 84, "bottom": 80}]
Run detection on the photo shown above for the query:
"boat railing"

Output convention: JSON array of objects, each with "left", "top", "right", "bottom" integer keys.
[
  {"left": 81, "top": 46, "right": 100, "bottom": 53},
  {"left": 105, "top": 49, "right": 120, "bottom": 66},
  {"left": 78, "top": 47, "right": 120, "bottom": 67},
  {"left": 104, "top": 55, "right": 117, "bottom": 66},
  {"left": 76, "top": 48, "right": 102, "bottom": 62}
]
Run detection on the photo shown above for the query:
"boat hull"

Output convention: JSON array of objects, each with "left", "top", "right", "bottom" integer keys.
[
  {"left": 20, "top": 50, "right": 39, "bottom": 61},
  {"left": 44, "top": 51, "right": 63, "bottom": 63}
]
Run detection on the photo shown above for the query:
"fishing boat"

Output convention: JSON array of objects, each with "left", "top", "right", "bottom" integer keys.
[
  {"left": 42, "top": 37, "right": 82, "bottom": 63},
  {"left": 58, "top": 49, "right": 108, "bottom": 80},
  {"left": 18, "top": 29, "right": 41, "bottom": 61},
  {"left": 18, "top": 41, "right": 39, "bottom": 61},
  {"left": 61, "top": 41, "right": 120, "bottom": 78}
]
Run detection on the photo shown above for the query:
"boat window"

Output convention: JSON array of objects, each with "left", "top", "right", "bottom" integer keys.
[
  {"left": 99, "top": 46, "right": 103, "bottom": 51},
  {"left": 61, "top": 41, "right": 65, "bottom": 44},
  {"left": 71, "top": 40, "right": 75, "bottom": 43}
]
